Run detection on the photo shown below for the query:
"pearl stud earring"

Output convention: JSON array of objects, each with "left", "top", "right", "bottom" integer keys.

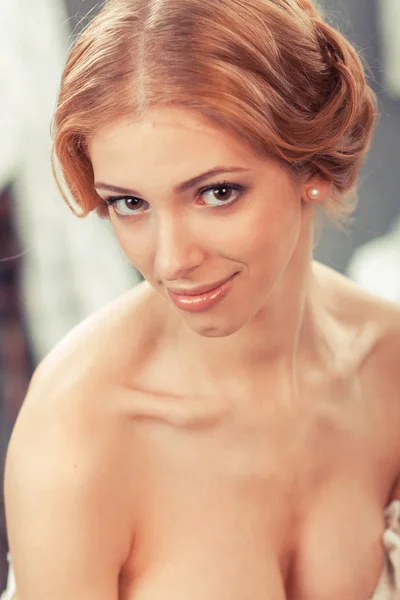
[{"left": 307, "top": 188, "right": 320, "bottom": 200}]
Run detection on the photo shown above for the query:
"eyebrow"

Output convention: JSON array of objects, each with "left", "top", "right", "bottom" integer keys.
[{"left": 95, "top": 166, "right": 250, "bottom": 197}]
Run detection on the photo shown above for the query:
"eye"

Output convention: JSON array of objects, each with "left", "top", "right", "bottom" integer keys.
[
  {"left": 105, "top": 196, "right": 148, "bottom": 217},
  {"left": 104, "top": 181, "right": 245, "bottom": 219},
  {"left": 197, "top": 182, "right": 244, "bottom": 207}
]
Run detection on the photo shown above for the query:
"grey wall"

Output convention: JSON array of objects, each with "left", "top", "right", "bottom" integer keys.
[
  {"left": 64, "top": 0, "right": 399, "bottom": 274},
  {"left": 65, "top": 0, "right": 103, "bottom": 31},
  {"left": 314, "top": 0, "right": 399, "bottom": 272}
]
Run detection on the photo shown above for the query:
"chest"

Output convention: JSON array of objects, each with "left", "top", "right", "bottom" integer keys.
[{"left": 121, "top": 398, "right": 394, "bottom": 600}]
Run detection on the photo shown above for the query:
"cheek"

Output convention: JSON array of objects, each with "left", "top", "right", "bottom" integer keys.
[
  {"left": 110, "top": 221, "right": 149, "bottom": 270},
  {"left": 231, "top": 197, "right": 302, "bottom": 265}
]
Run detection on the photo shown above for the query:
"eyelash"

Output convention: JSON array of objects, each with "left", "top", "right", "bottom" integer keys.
[{"left": 103, "top": 181, "right": 245, "bottom": 219}]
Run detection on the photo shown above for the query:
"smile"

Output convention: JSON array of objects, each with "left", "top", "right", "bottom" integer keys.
[{"left": 166, "top": 273, "right": 237, "bottom": 312}]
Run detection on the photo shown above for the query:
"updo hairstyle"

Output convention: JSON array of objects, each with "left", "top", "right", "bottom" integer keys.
[{"left": 52, "top": 0, "right": 378, "bottom": 225}]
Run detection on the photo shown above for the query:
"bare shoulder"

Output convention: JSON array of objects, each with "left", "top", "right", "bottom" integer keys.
[
  {"left": 7, "top": 279, "right": 164, "bottom": 487},
  {"left": 313, "top": 260, "right": 400, "bottom": 383},
  {"left": 314, "top": 261, "right": 400, "bottom": 493},
  {"left": 35, "top": 279, "right": 164, "bottom": 387},
  {"left": 4, "top": 283, "right": 162, "bottom": 590},
  {"left": 313, "top": 260, "right": 400, "bottom": 322}
]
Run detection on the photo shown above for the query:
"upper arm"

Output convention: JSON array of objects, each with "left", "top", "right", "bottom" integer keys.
[
  {"left": 373, "top": 306, "right": 400, "bottom": 503},
  {"left": 4, "top": 376, "right": 135, "bottom": 600},
  {"left": 358, "top": 301, "right": 400, "bottom": 502}
]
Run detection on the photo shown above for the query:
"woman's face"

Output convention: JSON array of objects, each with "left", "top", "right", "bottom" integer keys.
[{"left": 90, "top": 107, "right": 312, "bottom": 337}]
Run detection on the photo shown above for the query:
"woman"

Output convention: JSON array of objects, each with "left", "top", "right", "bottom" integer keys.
[{"left": 3, "top": 0, "right": 400, "bottom": 598}]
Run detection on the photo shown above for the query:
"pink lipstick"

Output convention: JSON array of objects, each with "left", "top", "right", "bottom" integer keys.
[{"left": 167, "top": 274, "right": 237, "bottom": 312}]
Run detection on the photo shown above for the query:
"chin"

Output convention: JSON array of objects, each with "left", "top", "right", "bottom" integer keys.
[
  {"left": 182, "top": 312, "right": 246, "bottom": 338},
  {"left": 196, "top": 326, "right": 238, "bottom": 339}
]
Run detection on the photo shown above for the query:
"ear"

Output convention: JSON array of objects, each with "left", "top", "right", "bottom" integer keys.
[{"left": 301, "top": 177, "right": 331, "bottom": 205}]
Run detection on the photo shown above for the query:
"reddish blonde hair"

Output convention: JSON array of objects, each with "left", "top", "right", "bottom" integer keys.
[{"left": 52, "top": 0, "right": 378, "bottom": 224}]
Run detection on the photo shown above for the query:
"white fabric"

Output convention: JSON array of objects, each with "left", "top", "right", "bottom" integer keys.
[
  {"left": 378, "top": 0, "right": 400, "bottom": 98},
  {"left": 371, "top": 501, "right": 400, "bottom": 599},
  {"left": 0, "top": 553, "right": 15, "bottom": 600}
]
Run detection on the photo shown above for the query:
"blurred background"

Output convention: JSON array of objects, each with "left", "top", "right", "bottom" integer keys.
[{"left": 0, "top": 0, "right": 399, "bottom": 589}]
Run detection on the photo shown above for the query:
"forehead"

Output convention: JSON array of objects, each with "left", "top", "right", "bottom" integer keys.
[{"left": 89, "top": 107, "right": 264, "bottom": 176}]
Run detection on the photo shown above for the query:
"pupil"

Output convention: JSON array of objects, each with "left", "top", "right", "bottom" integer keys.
[
  {"left": 216, "top": 187, "right": 228, "bottom": 200},
  {"left": 127, "top": 198, "right": 140, "bottom": 208}
]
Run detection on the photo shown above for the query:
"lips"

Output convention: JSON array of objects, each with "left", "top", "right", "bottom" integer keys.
[
  {"left": 166, "top": 273, "right": 237, "bottom": 312},
  {"left": 166, "top": 274, "right": 234, "bottom": 297}
]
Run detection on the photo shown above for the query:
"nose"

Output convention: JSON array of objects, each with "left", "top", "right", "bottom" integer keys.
[{"left": 153, "top": 213, "right": 205, "bottom": 282}]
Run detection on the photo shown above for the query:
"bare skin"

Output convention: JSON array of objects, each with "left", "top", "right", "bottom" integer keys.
[{"left": 4, "top": 108, "right": 400, "bottom": 600}]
